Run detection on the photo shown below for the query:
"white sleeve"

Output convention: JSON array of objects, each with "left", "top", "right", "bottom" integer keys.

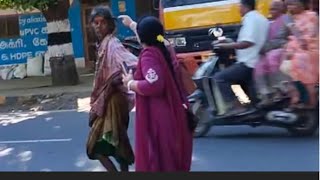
[
  {"left": 237, "top": 17, "right": 257, "bottom": 44},
  {"left": 129, "top": 22, "right": 139, "bottom": 38}
]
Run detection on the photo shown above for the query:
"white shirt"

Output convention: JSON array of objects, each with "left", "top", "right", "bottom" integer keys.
[{"left": 236, "top": 10, "right": 269, "bottom": 68}]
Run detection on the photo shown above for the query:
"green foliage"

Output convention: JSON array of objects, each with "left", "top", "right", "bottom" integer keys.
[{"left": 0, "top": 0, "right": 59, "bottom": 11}]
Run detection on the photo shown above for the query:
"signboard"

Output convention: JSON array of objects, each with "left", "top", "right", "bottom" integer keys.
[
  {"left": 118, "top": 1, "right": 127, "bottom": 13},
  {"left": 0, "top": 13, "right": 48, "bottom": 65}
]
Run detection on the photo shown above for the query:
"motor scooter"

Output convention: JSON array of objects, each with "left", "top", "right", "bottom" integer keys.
[
  {"left": 189, "top": 27, "right": 319, "bottom": 138},
  {"left": 121, "top": 36, "right": 142, "bottom": 57}
]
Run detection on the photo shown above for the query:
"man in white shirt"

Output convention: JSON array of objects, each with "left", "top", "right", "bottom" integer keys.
[{"left": 214, "top": 0, "right": 269, "bottom": 116}]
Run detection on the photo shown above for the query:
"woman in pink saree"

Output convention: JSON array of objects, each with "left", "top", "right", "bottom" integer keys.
[
  {"left": 122, "top": 16, "right": 193, "bottom": 172},
  {"left": 281, "top": 0, "right": 319, "bottom": 108},
  {"left": 254, "top": 0, "right": 290, "bottom": 106}
]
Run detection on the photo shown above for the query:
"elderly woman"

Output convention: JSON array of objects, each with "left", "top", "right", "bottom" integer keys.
[
  {"left": 254, "top": 0, "right": 291, "bottom": 107},
  {"left": 280, "top": 0, "right": 319, "bottom": 108},
  {"left": 86, "top": 6, "right": 137, "bottom": 172}
]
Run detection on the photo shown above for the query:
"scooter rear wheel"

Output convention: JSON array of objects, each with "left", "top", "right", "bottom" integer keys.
[{"left": 287, "top": 109, "right": 319, "bottom": 137}]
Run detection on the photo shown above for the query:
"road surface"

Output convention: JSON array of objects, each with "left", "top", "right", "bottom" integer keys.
[{"left": 0, "top": 110, "right": 318, "bottom": 171}]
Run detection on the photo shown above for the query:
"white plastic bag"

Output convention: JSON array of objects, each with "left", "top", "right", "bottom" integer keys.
[
  {"left": 13, "top": 64, "right": 27, "bottom": 79},
  {"left": 43, "top": 52, "right": 52, "bottom": 76},
  {"left": 27, "top": 56, "right": 44, "bottom": 77},
  {"left": 1, "top": 66, "right": 15, "bottom": 80},
  {"left": 280, "top": 60, "right": 292, "bottom": 77}
]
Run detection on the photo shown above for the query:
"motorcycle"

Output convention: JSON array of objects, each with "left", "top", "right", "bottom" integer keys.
[
  {"left": 189, "top": 27, "right": 319, "bottom": 138},
  {"left": 122, "top": 36, "right": 142, "bottom": 57}
]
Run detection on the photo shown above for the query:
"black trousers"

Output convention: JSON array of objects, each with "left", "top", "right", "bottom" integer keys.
[{"left": 213, "top": 63, "right": 258, "bottom": 105}]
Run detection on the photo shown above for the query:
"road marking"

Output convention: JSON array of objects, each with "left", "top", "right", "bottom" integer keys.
[
  {"left": 38, "top": 108, "right": 136, "bottom": 113},
  {"left": 0, "top": 107, "right": 136, "bottom": 115},
  {"left": 0, "top": 138, "right": 72, "bottom": 144},
  {"left": 0, "top": 109, "right": 77, "bottom": 115}
]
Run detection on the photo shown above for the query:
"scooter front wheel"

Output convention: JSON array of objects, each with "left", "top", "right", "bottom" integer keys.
[
  {"left": 190, "top": 101, "right": 212, "bottom": 138},
  {"left": 193, "top": 122, "right": 211, "bottom": 138}
]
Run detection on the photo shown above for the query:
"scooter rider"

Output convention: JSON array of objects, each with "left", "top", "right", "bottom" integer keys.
[{"left": 213, "top": 0, "right": 269, "bottom": 117}]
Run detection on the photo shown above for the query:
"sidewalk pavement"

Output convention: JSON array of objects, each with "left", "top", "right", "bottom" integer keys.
[
  {"left": 0, "top": 68, "right": 94, "bottom": 106},
  {"left": 0, "top": 68, "right": 250, "bottom": 111}
]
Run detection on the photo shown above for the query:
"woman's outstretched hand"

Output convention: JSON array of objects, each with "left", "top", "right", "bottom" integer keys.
[{"left": 118, "top": 15, "right": 134, "bottom": 28}]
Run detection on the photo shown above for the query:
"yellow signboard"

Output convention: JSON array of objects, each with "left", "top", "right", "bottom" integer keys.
[{"left": 118, "top": 1, "right": 127, "bottom": 13}]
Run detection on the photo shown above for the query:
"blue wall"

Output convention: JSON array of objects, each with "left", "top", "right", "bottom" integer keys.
[
  {"left": 0, "top": 0, "right": 85, "bottom": 66},
  {"left": 0, "top": 0, "right": 142, "bottom": 66},
  {"left": 111, "top": 0, "right": 137, "bottom": 40},
  {"left": 69, "top": 0, "right": 85, "bottom": 59}
]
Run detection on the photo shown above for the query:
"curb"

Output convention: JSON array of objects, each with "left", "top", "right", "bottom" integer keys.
[
  {"left": 0, "top": 92, "right": 91, "bottom": 114},
  {"left": 0, "top": 95, "right": 41, "bottom": 106}
]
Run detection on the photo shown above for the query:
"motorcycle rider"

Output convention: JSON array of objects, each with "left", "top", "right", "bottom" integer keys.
[{"left": 213, "top": 0, "right": 270, "bottom": 116}]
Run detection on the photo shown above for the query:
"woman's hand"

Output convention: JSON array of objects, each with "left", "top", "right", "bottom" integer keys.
[
  {"left": 122, "top": 70, "right": 134, "bottom": 89},
  {"left": 118, "top": 15, "right": 134, "bottom": 28}
]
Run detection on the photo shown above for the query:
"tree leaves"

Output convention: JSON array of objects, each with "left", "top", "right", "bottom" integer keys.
[{"left": 0, "top": 0, "right": 59, "bottom": 11}]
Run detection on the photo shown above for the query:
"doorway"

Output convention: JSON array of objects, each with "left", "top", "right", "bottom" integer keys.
[
  {"left": 80, "top": 0, "right": 110, "bottom": 69},
  {"left": 135, "top": 0, "right": 159, "bottom": 20}
]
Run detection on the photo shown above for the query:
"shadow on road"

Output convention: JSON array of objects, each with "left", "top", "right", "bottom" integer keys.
[
  {"left": 0, "top": 111, "right": 318, "bottom": 172},
  {"left": 0, "top": 111, "right": 128, "bottom": 171}
]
